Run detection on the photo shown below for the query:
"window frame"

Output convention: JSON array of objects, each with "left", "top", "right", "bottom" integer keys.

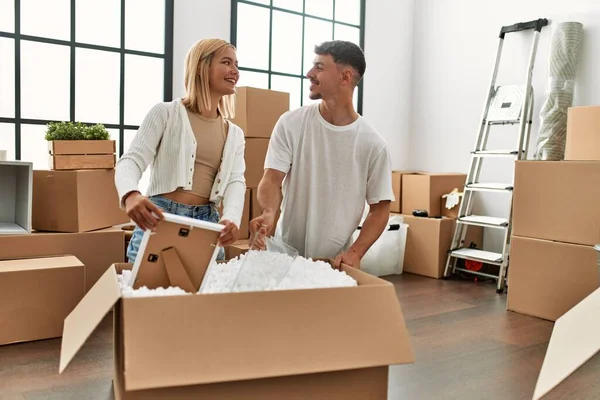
[
  {"left": 230, "top": 0, "right": 366, "bottom": 114},
  {"left": 0, "top": 0, "right": 175, "bottom": 159}
]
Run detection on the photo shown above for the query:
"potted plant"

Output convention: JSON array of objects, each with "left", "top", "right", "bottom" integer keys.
[{"left": 45, "top": 121, "right": 116, "bottom": 170}]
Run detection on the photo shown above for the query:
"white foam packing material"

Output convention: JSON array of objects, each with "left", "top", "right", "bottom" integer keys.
[
  {"left": 201, "top": 250, "right": 358, "bottom": 294},
  {"left": 117, "top": 269, "right": 191, "bottom": 298}
]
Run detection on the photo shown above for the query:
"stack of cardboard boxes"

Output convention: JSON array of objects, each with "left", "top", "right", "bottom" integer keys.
[
  {"left": 0, "top": 141, "right": 128, "bottom": 346},
  {"left": 390, "top": 171, "right": 484, "bottom": 279},
  {"left": 507, "top": 105, "right": 600, "bottom": 321},
  {"left": 224, "top": 86, "right": 290, "bottom": 258}
]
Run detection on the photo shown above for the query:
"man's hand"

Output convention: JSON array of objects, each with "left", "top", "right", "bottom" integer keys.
[
  {"left": 249, "top": 212, "right": 275, "bottom": 250},
  {"left": 333, "top": 248, "right": 363, "bottom": 270},
  {"left": 124, "top": 191, "right": 164, "bottom": 231},
  {"left": 218, "top": 220, "right": 239, "bottom": 247}
]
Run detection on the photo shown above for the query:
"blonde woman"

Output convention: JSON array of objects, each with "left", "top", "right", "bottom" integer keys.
[{"left": 115, "top": 38, "right": 246, "bottom": 263}]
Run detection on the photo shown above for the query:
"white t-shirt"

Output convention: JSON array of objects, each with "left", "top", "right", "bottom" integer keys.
[{"left": 265, "top": 103, "right": 395, "bottom": 259}]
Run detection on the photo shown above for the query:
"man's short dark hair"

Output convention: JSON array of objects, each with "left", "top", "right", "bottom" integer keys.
[{"left": 314, "top": 40, "right": 366, "bottom": 85}]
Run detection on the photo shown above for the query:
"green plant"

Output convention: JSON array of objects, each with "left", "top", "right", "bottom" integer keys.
[{"left": 45, "top": 121, "right": 110, "bottom": 141}]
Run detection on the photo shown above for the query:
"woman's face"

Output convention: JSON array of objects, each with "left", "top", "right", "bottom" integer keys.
[{"left": 207, "top": 46, "right": 239, "bottom": 96}]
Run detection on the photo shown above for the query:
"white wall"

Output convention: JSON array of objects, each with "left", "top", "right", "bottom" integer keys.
[
  {"left": 362, "top": 0, "right": 415, "bottom": 170},
  {"left": 173, "top": 0, "right": 231, "bottom": 98},
  {"left": 409, "top": 0, "right": 600, "bottom": 250}
]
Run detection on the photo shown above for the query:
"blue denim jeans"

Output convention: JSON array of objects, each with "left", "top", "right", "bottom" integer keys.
[{"left": 126, "top": 195, "right": 226, "bottom": 264}]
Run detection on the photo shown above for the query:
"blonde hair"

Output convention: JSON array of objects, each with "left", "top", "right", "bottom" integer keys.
[{"left": 182, "top": 38, "right": 236, "bottom": 119}]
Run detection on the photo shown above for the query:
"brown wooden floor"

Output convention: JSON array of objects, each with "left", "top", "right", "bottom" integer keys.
[{"left": 1, "top": 273, "right": 598, "bottom": 400}]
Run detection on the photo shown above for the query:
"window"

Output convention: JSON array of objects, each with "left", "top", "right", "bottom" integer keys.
[
  {"left": 231, "top": 0, "right": 365, "bottom": 113},
  {"left": 0, "top": 0, "right": 174, "bottom": 168}
]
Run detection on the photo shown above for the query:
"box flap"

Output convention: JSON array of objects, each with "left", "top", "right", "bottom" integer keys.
[
  {"left": 532, "top": 287, "right": 600, "bottom": 400},
  {"left": 120, "top": 267, "right": 413, "bottom": 391},
  {"left": 59, "top": 265, "right": 121, "bottom": 373}
]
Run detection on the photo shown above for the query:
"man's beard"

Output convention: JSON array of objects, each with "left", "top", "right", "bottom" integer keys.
[{"left": 308, "top": 91, "right": 322, "bottom": 100}]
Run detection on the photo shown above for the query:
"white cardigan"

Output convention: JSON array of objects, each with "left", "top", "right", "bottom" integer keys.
[{"left": 114, "top": 98, "right": 247, "bottom": 228}]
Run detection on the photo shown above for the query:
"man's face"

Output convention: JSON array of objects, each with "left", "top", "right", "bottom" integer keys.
[{"left": 305, "top": 54, "right": 341, "bottom": 100}]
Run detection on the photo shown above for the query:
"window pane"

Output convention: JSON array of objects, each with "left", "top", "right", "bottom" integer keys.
[
  {"left": 0, "top": 0, "right": 14, "bottom": 32},
  {"left": 0, "top": 38, "right": 14, "bottom": 118},
  {"left": 303, "top": 17, "right": 333, "bottom": 73},
  {"left": 271, "top": 75, "right": 301, "bottom": 111},
  {"left": 76, "top": 49, "right": 120, "bottom": 124},
  {"left": 124, "top": 129, "right": 151, "bottom": 195},
  {"left": 76, "top": 0, "right": 120, "bottom": 48},
  {"left": 305, "top": 0, "right": 333, "bottom": 19},
  {"left": 108, "top": 129, "right": 120, "bottom": 158},
  {"left": 334, "top": 0, "right": 361, "bottom": 25},
  {"left": 245, "top": 0, "right": 270, "bottom": 4},
  {"left": 272, "top": 11, "right": 302, "bottom": 75},
  {"left": 21, "top": 41, "right": 70, "bottom": 121},
  {"left": 236, "top": 3, "right": 270, "bottom": 70},
  {"left": 334, "top": 23, "right": 360, "bottom": 45},
  {"left": 125, "top": 0, "right": 165, "bottom": 54},
  {"left": 21, "top": 0, "right": 70, "bottom": 40},
  {"left": 236, "top": 71, "right": 269, "bottom": 90},
  {"left": 124, "top": 54, "right": 164, "bottom": 126},
  {"left": 20, "top": 124, "right": 49, "bottom": 171},
  {"left": 0, "top": 123, "right": 15, "bottom": 161},
  {"left": 273, "top": 0, "right": 302, "bottom": 12}
]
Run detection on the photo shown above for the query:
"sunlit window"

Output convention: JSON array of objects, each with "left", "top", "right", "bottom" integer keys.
[{"left": 231, "top": 0, "right": 365, "bottom": 112}]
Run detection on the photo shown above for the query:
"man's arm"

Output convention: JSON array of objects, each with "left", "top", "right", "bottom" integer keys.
[
  {"left": 334, "top": 200, "right": 391, "bottom": 268},
  {"left": 252, "top": 168, "right": 286, "bottom": 234}
]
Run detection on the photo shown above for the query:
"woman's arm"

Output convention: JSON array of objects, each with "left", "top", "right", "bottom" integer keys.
[
  {"left": 220, "top": 131, "right": 247, "bottom": 229},
  {"left": 114, "top": 103, "right": 169, "bottom": 207}
]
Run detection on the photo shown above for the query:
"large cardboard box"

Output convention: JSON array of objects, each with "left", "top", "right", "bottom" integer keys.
[
  {"left": 532, "top": 287, "right": 600, "bottom": 400},
  {"left": 0, "top": 228, "right": 124, "bottom": 291},
  {"left": 0, "top": 161, "right": 33, "bottom": 235},
  {"left": 60, "top": 263, "right": 414, "bottom": 399},
  {"left": 390, "top": 171, "right": 417, "bottom": 213},
  {"left": 400, "top": 215, "right": 483, "bottom": 279},
  {"left": 402, "top": 173, "right": 466, "bottom": 217},
  {"left": 0, "top": 255, "right": 85, "bottom": 345},
  {"left": 512, "top": 161, "right": 600, "bottom": 246},
  {"left": 565, "top": 105, "right": 600, "bottom": 161},
  {"left": 32, "top": 169, "right": 129, "bottom": 233},
  {"left": 507, "top": 236, "right": 598, "bottom": 322},
  {"left": 232, "top": 87, "right": 289, "bottom": 138},
  {"left": 245, "top": 138, "right": 269, "bottom": 188}
]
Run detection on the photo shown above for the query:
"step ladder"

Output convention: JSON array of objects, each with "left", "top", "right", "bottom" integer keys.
[{"left": 443, "top": 18, "right": 548, "bottom": 293}]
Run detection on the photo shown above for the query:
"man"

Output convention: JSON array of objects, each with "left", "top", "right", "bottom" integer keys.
[{"left": 249, "top": 40, "right": 394, "bottom": 269}]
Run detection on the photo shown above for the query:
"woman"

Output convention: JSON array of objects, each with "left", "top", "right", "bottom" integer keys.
[{"left": 115, "top": 38, "right": 246, "bottom": 263}]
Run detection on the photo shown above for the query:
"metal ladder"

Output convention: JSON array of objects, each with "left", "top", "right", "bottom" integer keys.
[{"left": 443, "top": 18, "right": 548, "bottom": 293}]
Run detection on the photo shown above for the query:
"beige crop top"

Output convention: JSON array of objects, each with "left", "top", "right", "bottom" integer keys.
[{"left": 176, "top": 109, "right": 227, "bottom": 199}]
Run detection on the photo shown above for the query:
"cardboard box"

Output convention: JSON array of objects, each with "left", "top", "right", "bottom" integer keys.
[
  {"left": 48, "top": 140, "right": 116, "bottom": 170},
  {"left": 532, "top": 286, "right": 600, "bottom": 400},
  {"left": 226, "top": 239, "right": 250, "bottom": 260},
  {"left": 0, "top": 161, "right": 33, "bottom": 235},
  {"left": 244, "top": 138, "right": 270, "bottom": 188},
  {"left": 390, "top": 171, "right": 417, "bottom": 213},
  {"left": 402, "top": 173, "right": 466, "bottom": 217},
  {"left": 232, "top": 87, "right": 289, "bottom": 138},
  {"left": 0, "top": 255, "right": 85, "bottom": 345},
  {"left": 0, "top": 228, "right": 124, "bottom": 291},
  {"left": 565, "top": 105, "right": 600, "bottom": 161},
  {"left": 507, "top": 236, "right": 598, "bottom": 322},
  {"left": 60, "top": 261, "right": 414, "bottom": 399},
  {"left": 512, "top": 161, "right": 600, "bottom": 246},
  {"left": 400, "top": 214, "right": 483, "bottom": 279},
  {"left": 32, "top": 169, "right": 129, "bottom": 233}
]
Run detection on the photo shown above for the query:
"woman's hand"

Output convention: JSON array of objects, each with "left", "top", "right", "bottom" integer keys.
[
  {"left": 124, "top": 191, "right": 164, "bottom": 231},
  {"left": 218, "top": 220, "right": 239, "bottom": 247}
]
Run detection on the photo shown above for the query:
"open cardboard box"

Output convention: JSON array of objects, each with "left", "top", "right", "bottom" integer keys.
[
  {"left": 532, "top": 287, "right": 600, "bottom": 399},
  {"left": 59, "top": 214, "right": 414, "bottom": 399}
]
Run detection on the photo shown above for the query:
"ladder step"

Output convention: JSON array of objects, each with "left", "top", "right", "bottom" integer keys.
[
  {"left": 472, "top": 149, "right": 520, "bottom": 157},
  {"left": 466, "top": 183, "right": 513, "bottom": 192},
  {"left": 486, "top": 118, "right": 521, "bottom": 125},
  {"left": 450, "top": 248, "right": 504, "bottom": 265},
  {"left": 459, "top": 215, "right": 509, "bottom": 228}
]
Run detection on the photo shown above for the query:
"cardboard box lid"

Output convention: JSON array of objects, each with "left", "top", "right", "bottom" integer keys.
[
  {"left": 0, "top": 254, "right": 84, "bottom": 272},
  {"left": 60, "top": 263, "right": 414, "bottom": 390},
  {"left": 532, "top": 287, "right": 600, "bottom": 400}
]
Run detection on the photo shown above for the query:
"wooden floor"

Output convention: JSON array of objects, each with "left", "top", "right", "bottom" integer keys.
[{"left": 1, "top": 273, "right": 598, "bottom": 400}]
